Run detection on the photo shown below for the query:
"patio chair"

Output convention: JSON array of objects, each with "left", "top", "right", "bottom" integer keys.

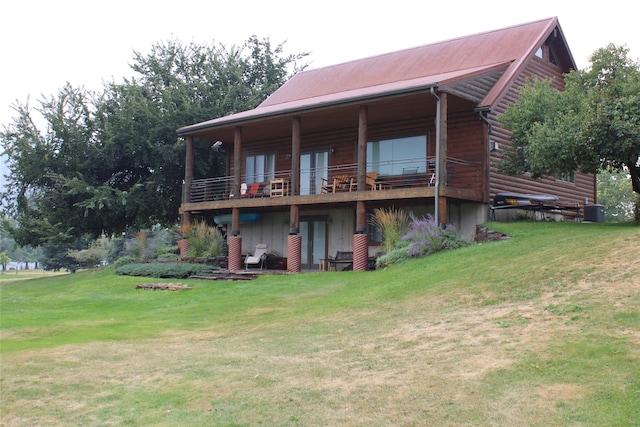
[
  {"left": 245, "top": 243, "right": 268, "bottom": 269},
  {"left": 242, "top": 182, "right": 261, "bottom": 197},
  {"left": 365, "top": 172, "right": 382, "bottom": 190},
  {"left": 321, "top": 174, "right": 354, "bottom": 193}
]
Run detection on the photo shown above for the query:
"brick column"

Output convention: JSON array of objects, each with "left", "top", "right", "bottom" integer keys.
[
  {"left": 287, "top": 234, "right": 302, "bottom": 273},
  {"left": 353, "top": 233, "right": 369, "bottom": 271},
  {"left": 227, "top": 235, "right": 242, "bottom": 270}
]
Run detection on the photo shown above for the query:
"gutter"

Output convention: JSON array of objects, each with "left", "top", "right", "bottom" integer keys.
[
  {"left": 475, "top": 107, "right": 493, "bottom": 217},
  {"left": 430, "top": 87, "right": 441, "bottom": 225}
]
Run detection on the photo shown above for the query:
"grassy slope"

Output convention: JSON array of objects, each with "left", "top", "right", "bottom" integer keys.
[{"left": 0, "top": 222, "right": 638, "bottom": 426}]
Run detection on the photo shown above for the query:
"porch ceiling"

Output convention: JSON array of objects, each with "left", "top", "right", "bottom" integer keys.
[{"left": 185, "top": 91, "right": 472, "bottom": 145}]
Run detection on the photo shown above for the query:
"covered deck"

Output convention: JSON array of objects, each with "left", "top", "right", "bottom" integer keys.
[{"left": 181, "top": 156, "right": 484, "bottom": 214}]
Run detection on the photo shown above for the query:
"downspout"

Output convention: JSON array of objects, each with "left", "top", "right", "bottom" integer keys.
[
  {"left": 430, "top": 87, "right": 440, "bottom": 225},
  {"left": 476, "top": 108, "right": 493, "bottom": 215}
]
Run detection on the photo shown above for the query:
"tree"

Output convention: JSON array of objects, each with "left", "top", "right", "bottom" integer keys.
[
  {"left": 67, "top": 236, "right": 110, "bottom": 268},
  {"left": 0, "top": 251, "right": 10, "bottom": 272},
  {"left": 1, "top": 37, "right": 308, "bottom": 247},
  {"left": 499, "top": 44, "right": 640, "bottom": 218},
  {"left": 597, "top": 169, "right": 637, "bottom": 222}
]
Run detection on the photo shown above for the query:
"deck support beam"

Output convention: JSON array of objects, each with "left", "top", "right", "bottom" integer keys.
[
  {"left": 182, "top": 135, "right": 194, "bottom": 224},
  {"left": 231, "top": 127, "right": 242, "bottom": 235},
  {"left": 357, "top": 105, "right": 368, "bottom": 193},
  {"left": 291, "top": 116, "right": 301, "bottom": 196}
]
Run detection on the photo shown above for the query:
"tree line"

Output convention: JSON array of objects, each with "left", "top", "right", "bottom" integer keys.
[{"left": 1, "top": 37, "right": 308, "bottom": 263}]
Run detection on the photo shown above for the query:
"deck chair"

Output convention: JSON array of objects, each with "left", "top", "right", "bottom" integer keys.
[
  {"left": 245, "top": 243, "right": 268, "bottom": 269},
  {"left": 365, "top": 172, "right": 381, "bottom": 190},
  {"left": 321, "top": 174, "right": 354, "bottom": 193},
  {"left": 320, "top": 176, "right": 340, "bottom": 193},
  {"left": 243, "top": 182, "right": 261, "bottom": 197}
]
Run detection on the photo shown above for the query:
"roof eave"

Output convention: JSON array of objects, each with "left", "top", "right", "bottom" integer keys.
[{"left": 177, "top": 82, "right": 440, "bottom": 136}]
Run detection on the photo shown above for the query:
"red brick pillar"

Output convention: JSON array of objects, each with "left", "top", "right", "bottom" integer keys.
[
  {"left": 287, "top": 234, "right": 302, "bottom": 273},
  {"left": 353, "top": 233, "right": 369, "bottom": 271},
  {"left": 178, "top": 239, "right": 190, "bottom": 259},
  {"left": 227, "top": 236, "right": 242, "bottom": 270}
]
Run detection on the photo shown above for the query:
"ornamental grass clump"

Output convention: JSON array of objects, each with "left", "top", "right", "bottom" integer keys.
[
  {"left": 403, "top": 214, "right": 470, "bottom": 256},
  {"left": 186, "top": 220, "right": 226, "bottom": 258},
  {"left": 369, "top": 207, "right": 410, "bottom": 253}
]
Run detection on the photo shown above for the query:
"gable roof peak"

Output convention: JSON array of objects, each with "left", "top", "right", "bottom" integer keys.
[{"left": 259, "top": 17, "right": 563, "bottom": 109}]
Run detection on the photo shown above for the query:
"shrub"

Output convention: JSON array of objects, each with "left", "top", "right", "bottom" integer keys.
[
  {"left": 129, "top": 231, "right": 151, "bottom": 261},
  {"left": 369, "top": 207, "right": 410, "bottom": 253},
  {"left": 375, "top": 240, "right": 411, "bottom": 269},
  {"left": 111, "top": 256, "right": 138, "bottom": 269},
  {"left": 115, "top": 262, "right": 213, "bottom": 278},
  {"left": 154, "top": 245, "right": 179, "bottom": 259},
  {"left": 402, "top": 214, "right": 470, "bottom": 256},
  {"left": 375, "top": 214, "right": 470, "bottom": 268}
]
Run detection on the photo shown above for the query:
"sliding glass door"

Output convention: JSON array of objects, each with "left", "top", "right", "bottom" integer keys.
[
  {"left": 300, "top": 151, "right": 329, "bottom": 195},
  {"left": 299, "top": 217, "right": 327, "bottom": 270}
]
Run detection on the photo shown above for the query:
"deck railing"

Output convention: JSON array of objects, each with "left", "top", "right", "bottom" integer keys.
[{"left": 187, "top": 157, "right": 481, "bottom": 203}]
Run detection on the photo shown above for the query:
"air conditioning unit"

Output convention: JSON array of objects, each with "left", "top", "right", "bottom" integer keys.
[{"left": 584, "top": 204, "right": 605, "bottom": 222}]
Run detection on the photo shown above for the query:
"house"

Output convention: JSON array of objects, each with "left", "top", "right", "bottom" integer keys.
[{"left": 177, "top": 17, "right": 595, "bottom": 272}]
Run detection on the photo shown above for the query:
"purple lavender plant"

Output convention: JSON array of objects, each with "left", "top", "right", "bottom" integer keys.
[{"left": 402, "top": 214, "right": 467, "bottom": 256}]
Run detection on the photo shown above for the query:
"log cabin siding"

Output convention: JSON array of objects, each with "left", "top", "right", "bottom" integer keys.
[
  {"left": 222, "top": 102, "right": 489, "bottom": 200},
  {"left": 488, "top": 57, "right": 596, "bottom": 204}
]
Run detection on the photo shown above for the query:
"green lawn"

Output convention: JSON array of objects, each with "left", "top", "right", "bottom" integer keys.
[{"left": 1, "top": 222, "right": 638, "bottom": 426}]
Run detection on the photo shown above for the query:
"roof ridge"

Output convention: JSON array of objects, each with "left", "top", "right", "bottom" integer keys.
[{"left": 301, "top": 17, "right": 558, "bottom": 74}]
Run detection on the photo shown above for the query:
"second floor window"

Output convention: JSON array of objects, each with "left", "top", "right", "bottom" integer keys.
[
  {"left": 557, "top": 172, "right": 575, "bottom": 184},
  {"left": 367, "top": 135, "right": 427, "bottom": 175},
  {"left": 245, "top": 154, "right": 275, "bottom": 184}
]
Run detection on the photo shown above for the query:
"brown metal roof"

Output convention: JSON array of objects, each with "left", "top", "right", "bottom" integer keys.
[{"left": 178, "top": 17, "right": 575, "bottom": 136}]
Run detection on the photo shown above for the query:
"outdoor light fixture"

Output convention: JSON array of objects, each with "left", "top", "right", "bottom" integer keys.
[
  {"left": 330, "top": 147, "right": 336, "bottom": 154},
  {"left": 286, "top": 153, "right": 292, "bottom": 159},
  {"left": 212, "top": 140, "right": 223, "bottom": 151}
]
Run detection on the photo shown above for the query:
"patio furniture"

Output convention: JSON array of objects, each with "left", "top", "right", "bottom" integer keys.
[
  {"left": 321, "top": 174, "right": 354, "bottom": 193},
  {"left": 270, "top": 178, "right": 290, "bottom": 197},
  {"left": 327, "top": 251, "right": 353, "bottom": 271},
  {"left": 245, "top": 243, "right": 268, "bottom": 269}
]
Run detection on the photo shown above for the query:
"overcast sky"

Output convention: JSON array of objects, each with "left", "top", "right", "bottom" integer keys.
[{"left": 1, "top": 0, "right": 638, "bottom": 186}]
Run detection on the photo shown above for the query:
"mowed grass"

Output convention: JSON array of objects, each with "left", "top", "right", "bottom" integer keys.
[
  {"left": 1, "top": 222, "right": 638, "bottom": 426},
  {"left": 0, "top": 269, "right": 68, "bottom": 284}
]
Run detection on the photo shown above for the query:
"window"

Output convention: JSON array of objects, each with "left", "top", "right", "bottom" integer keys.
[
  {"left": 366, "top": 211, "right": 382, "bottom": 244},
  {"left": 548, "top": 48, "right": 558, "bottom": 65},
  {"left": 535, "top": 46, "right": 543, "bottom": 59},
  {"left": 245, "top": 154, "right": 275, "bottom": 184},
  {"left": 367, "top": 135, "right": 427, "bottom": 175},
  {"left": 557, "top": 172, "right": 575, "bottom": 184}
]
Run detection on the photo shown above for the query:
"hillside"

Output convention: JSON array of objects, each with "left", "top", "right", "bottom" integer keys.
[{"left": 1, "top": 222, "right": 638, "bottom": 426}]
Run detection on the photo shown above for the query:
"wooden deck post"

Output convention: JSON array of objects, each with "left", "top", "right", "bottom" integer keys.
[
  {"left": 231, "top": 127, "right": 242, "bottom": 235},
  {"left": 182, "top": 135, "right": 194, "bottom": 224},
  {"left": 291, "top": 116, "right": 301, "bottom": 196},
  {"left": 357, "top": 105, "right": 368, "bottom": 192}
]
